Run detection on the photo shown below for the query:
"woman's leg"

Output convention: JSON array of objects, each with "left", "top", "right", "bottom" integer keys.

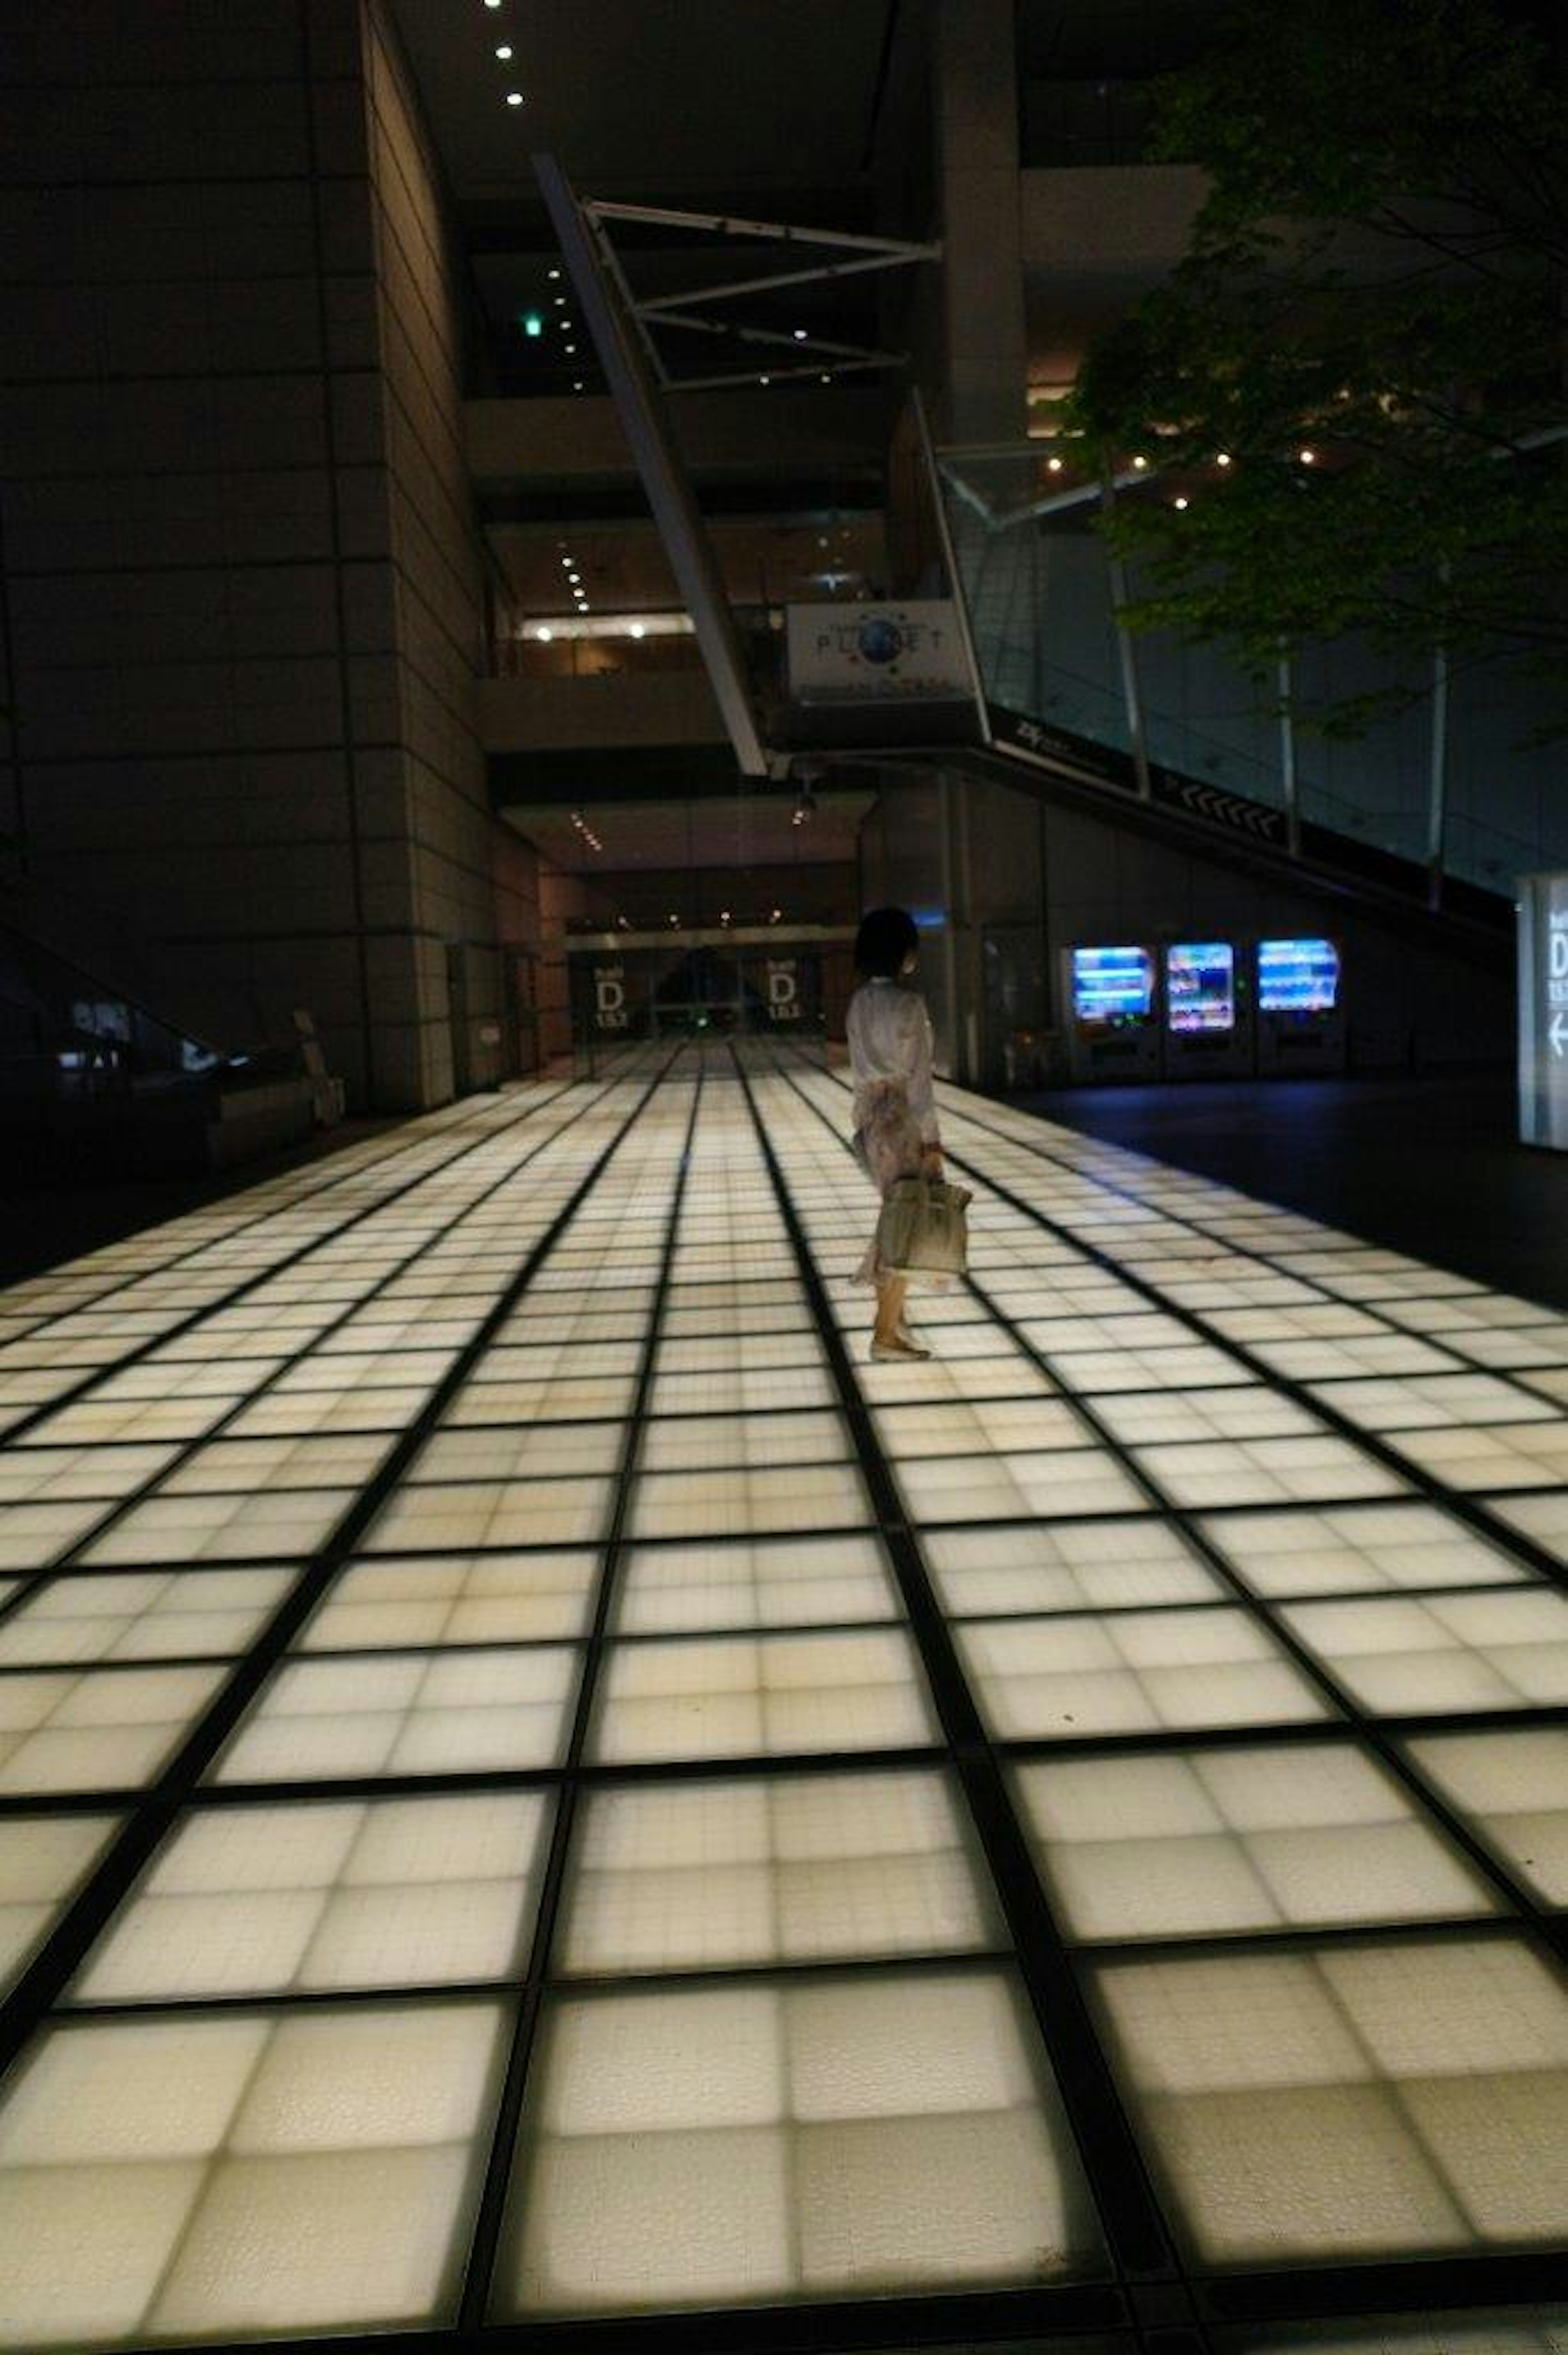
[{"left": 874, "top": 1272, "right": 909, "bottom": 1346}]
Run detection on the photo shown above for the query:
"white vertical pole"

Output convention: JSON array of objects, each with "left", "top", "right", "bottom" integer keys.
[{"left": 1101, "top": 473, "right": 1151, "bottom": 801}]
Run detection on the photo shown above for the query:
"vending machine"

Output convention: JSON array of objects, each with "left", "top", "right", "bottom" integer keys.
[
  {"left": 1162, "top": 939, "right": 1252, "bottom": 1078},
  {"left": 1064, "top": 943, "right": 1160, "bottom": 1081},
  {"left": 1255, "top": 937, "right": 1346, "bottom": 1074}
]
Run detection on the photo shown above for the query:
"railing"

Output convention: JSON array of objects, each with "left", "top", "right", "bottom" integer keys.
[{"left": 931, "top": 442, "right": 1568, "bottom": 901}]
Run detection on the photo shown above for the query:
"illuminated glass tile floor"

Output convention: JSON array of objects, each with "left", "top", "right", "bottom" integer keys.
[{"left": 0, "top": 1044, "right": 1563, "bottom": 2353}]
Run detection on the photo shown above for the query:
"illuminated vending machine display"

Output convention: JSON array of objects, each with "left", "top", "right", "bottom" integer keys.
[
  {"left": 1064, "top": 944, "right": 1160, "bottom": 1081},
  {"left": 1162, "top": 940, "right": 1252, "bottom": 1077},
  {"left": 1255, "top": 937, "right": 1347, "bottom": 1073}
]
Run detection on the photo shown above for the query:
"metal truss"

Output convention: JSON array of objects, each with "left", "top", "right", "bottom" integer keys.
[{"left": 579, "top": 198, "right": 940, "bottom": 393}]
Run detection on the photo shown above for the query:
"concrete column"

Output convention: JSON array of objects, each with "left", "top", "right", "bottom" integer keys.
[{"left": 930, "top": 0, "right": 1029, "bottom": 445}]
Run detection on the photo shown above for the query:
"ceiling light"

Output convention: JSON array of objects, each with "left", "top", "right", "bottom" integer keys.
[
  {"left": 495, "top": 42, "right": 513, "bottom": 58},
  {"left": 506, "top": 91, "right": 523, "bottom": 107},
  {"left": 1299, "top": 446, "right": 1317, "bottom": 464},
  {"left": 759, "top": 374, "right": 771, "bottom": 386},
  {"left": 548, "top": 268, "right": 561, "bottom": 281},
  {"left": 770, "top": 906, "right": 782, "bottom": 922},
  {"left": 1216, "top": 451, "right": 1232, "bottom": 467},
  {"left": 1131, "top": 454, "right": 1148, "bottom": 470},
  {"left": 554, "top": 295, "right": 566, "bottom": 307},
  {"left": 573, "top": 381, "right": 584, "bottom": 390},
  {"left": 564, "top": 344, "right": 576, "bottom": 355},
  {"left": 483, "top": 0, "right": 501, "bottom": 9},
  {"left": 668, "top": 912, "right": 679, "bottom": 925},
  {"left": 630, "top": 623, "right": 645, "bottom": 639},
  {"left": 1046, "top": 455, "right": 1063, "bottom": 473},
  {"left": 720, "top": 909, "right": 731, "bottom": 923},
  {"left": 1173, "top": 495, "right": 1189, "bottom": 510},
  {"left": 820, "top": 372, "right": 832, "bottom": 384},
  {"left": 568, "top": 570, "right": 581, "bottom": 582},
  {"left": 537, "top": 626, "right": 554, "bottom": 642},
  {"left": 793, "top": 329, "right": 807, "bottom": 341}
]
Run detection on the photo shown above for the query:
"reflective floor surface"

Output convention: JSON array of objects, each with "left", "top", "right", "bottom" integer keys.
[{"left": 0, "top": 1044, "right": 1562, "bottom": 2353}]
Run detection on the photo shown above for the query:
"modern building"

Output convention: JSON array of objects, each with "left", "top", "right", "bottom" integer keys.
[{"left": 0, "top": 8, "right": 1564, "bottom": 2355}]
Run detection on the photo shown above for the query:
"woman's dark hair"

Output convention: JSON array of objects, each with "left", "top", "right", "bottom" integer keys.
[{"left": 855, "top": 905, "right": 919, "bottom": 979}]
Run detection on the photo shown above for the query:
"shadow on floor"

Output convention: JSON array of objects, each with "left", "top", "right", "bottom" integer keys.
[{"left": 1011, "top": 1069, "right": 1568, "bottom": 1315}]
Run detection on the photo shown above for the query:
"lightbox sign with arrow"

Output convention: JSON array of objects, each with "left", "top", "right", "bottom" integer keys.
[{"left": 1518, "top": 870, "right": 1568, "bottom": 1149}]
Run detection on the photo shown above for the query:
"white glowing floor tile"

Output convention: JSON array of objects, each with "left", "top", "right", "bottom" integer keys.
[
  {"left": 1483, "top": 1491, "right": 1568, "bottom": 1564},
  {"left": 0, "top": 1498, "right": 125, "bottom": 1571},
  {"left": 0, "top": 1441, "right": 180, "bottom": 1504},
  {"left": 303, "top": 1551, "right": 599, "bottom": 1649},
  {"left": 445, "top": 1372, "right": 641, "bottom": 1426},
  {"left": 591, "top": 1628, "right": 935, "bottom": 1763},
  {"left": 74, "top": 1790, "right": 550, "bottom": 2000},
  {"left": 212, "top": 1646, "right": 579, "bottom": 1782},
  {"left": 1094, "top": 1391, "right": 1322, "bottom": 1447},
  {"left": 0, "top": 2002, "right": 506, "bottom": 2342},
  {"left": 1200, "top": 1503, "right": 1533, "bottom": 1598},
  {"left": 561, "top": 1768, "right": 999, "bottom": 1973},
  {"left": 0, "top": 1813, "right": 120, "bottom": 1994},
  {"left": 1041, "top": 1343, "right": 1259, "bottom": 1395},
  {"left": 0, "top": 1663, "right": 225, "bottom": 1793},
  {"left": 501, "top": 1967, "right": 1100, "bottom": 2313},
  {"left": 223, "top": 1385, "right": 436, "bottom": 1438},
  {"left": 875, "top": 1398, "right": 1094, "bottom": 1458},
  {"left": 1093, "top": 1936, "right": 1568, "bottom": 2261},
  {"left": 1405, "top": 1728, "right": 1568, "bottom": 1905},
  {"left": 21, "top": 1394, "right": 236, "bottom": 1446},
  {"left": 156, "top": 1432, "right": 396, "bottom": 1494},
  {"left": 1283, "top": 1588, "right": 1568, "bottom": 1713},
  {"left": 414, "top": 1424, "right": 627, "bottom": 1483},
  {"left": 855, "top": 1350, "right": 1054, "bottom": 1409},
  {"left": 626, "top": 1461, "right": 870, "bottom": 1541},
  {"left": 0, "top": 1568, "right": 293, "bottom": 1666},
  {"left": 1135, "top": 1435, "right": 1406, "bottom": 1510},
  {"left": 898, "top": 1448, "right": 1149, "bottom": 1524},
  {"left": 1016, "top": 1742, "right": 1497, "bottom": 1940},
  {"left": 638, "top": 1409, "right": 850, "bottom": 1474},
  {"left": 958, "top": 1611, "right": 1326, "bottom": 1740},
  {"left": 925, "top": 1519, "right": 1221, "bottom": 1616},
  {"left": 362, "top": 1476, "right": 614, "bottom": 1554},
  {"left": 1383, "top": 1421, "right": 1568, "bottom": 1490},
  {"left": 80, "top": 1486, "right": 355, "bottom": 1565},
  {"left": 645, "top": 1362, "right": 837, "bottom": 1417},
  {"left": 1307, "top": 1373, "right": 1560, "bottom": 1432},
  {"left": 615, "top": 1533, "right": 897, "bottom": 1635}
]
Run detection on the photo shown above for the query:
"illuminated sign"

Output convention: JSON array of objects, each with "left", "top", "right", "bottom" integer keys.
[
  {"left": 1519, "top": 872, "right": 1568, "bottom": 1150},
  {"left": 786, "top": 602, "right": 971, "bottom": 702},
  {"left": 1166, "top": 942, "right": 1235, "bottom": 1033},
  {"left": 1071, "top": 946, "right": 1154, "bottom": 1024},
  {"left": 1258, "top": 937, "right": 1340, "bottom": 1013}
]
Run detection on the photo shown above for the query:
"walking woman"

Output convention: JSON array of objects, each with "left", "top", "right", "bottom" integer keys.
[{"left": 847, "top": 905, "right": 943, "bottom": 1361}]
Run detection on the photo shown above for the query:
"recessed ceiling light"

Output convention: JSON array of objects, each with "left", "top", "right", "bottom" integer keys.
[
  {"left": 537, "top": 626, "right": 553, "bottom": 642},
  {"left": 554, "top": 295, "right": 566, "bottom": 306},
  {"left": 561, "top": 557, "right": 573, "bottom": 569},
  {"left": 1299, "top": 446, "right": 1317, "bottom": 464},
  {"left": 494, "top": 42, "right": 512, "bottom": 58},
  {"left": 1047, "top": 455, "right": 1063, "bottom": 472},
  {"left": 793, "top": 329, "right": 807, "bottom": 341},
  {"left": 573, "top": 380, "right": 584, "bottom": 390},
  {"left": 564, "top": 344, "right": 576, "bottom": 354},
  {"left": 1216, "top": 451, "right": 1232, "bottom": 466},
  {"left": 1132, "top": 454, "right": 1148, "bottom": 469},
  {"left": 759, "top": 374, "right": 771, "bottom": 386},
  {"left": 506, "top": 91, "right": 523, "bottom": 107},
  {"left": 548, "top": 268, "right": 561, "bottom": 279},
  {"left": 483, "top": 0, "right": 501, "bottom": 9},
  {"left": 1173, "top": 495, "right": 1189, "bottom": 510},
  {"left": 630, "top": 623, "right": 646, "bottom": 638}
]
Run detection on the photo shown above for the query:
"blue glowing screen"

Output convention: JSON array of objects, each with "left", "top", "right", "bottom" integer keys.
[
  {"left": 1166, "top": 941, "right": 1235, "bottom": 1033},
  {"left": 1072, "top": 945, "right": 1154, "bottom": 1023},
  {"left": 1258, "top": 937, "right": 1340, "bottom": 1012}
]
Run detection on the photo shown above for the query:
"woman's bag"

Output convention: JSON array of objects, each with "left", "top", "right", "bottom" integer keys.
[{"left": 875, "top": 1176, "right": 972, "bottom": 1277}]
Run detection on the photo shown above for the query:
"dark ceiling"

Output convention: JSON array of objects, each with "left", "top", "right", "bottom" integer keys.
[{"left": 387, "top": 0, "right": 904, "bottom": 215}]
